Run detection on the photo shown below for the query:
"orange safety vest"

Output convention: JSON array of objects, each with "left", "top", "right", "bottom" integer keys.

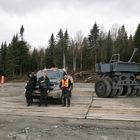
[{"left": 61, "top": 79, "right": 69, "bottom": 88}]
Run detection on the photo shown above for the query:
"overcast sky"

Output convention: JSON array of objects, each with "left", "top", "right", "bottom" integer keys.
[{"left": 0, "top": 0, "right": 139, "bottom": 47}]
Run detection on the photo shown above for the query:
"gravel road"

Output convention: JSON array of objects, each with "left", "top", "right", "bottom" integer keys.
[{"left": 0, "top": 82, "right": 140, "bottom": 140}]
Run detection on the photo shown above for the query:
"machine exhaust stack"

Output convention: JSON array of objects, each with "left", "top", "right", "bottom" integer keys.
[{"left": 128, "top": 48, "right": 138, "bottom": 63}]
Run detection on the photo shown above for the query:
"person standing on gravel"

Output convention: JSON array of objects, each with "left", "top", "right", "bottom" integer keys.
[
  {"left": 38, "top": 74, "right": 50, "bottom": 106},
  {"left": 68, "top": 75, "right": 74, "bottom": 97},
  {"left": 60, "top": 74, "right": 71, "bottom": 107},
  {"left": 25, "top": 72, "right": 37, "bottom": 106}
]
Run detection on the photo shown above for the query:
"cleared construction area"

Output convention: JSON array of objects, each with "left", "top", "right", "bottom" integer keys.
[{"left": 0, "top": 82, "right": 140, "bottom": 121}]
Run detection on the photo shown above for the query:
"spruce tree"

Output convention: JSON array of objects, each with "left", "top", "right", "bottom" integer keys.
[
  {"left": 20, "top": 25, "right": 24, "bottom": 41},
  {"left": 116, "top": 25, "right": 128, "bottom": 61},
  {"left": 49, "top": 33, "right": 55, "bottom": 66},
  {"left": 88, "top": 22, "right": 99, "bottom": 65},
  {"left": 134, "top": 23, "right": 140, "bottom": 62},
  {"left": 105, "top": 30, "right": 113, "bottom": 62},
  {"left": 0, "top": 43, "right": 7, "bottom": 74},
  {"left": 88, "top": 22, "right": 99, "bottom": 48},
  {"left": 44, "top": 33, "right": 55, "bottom": 68},
  {"left": 54, "top": 29, "right": 64, "bottom": 68},
  {"left": 64, "top": 29, "right": 70, "bottom": 69},
  {"left": 6, "top": 27, "right": 29, "bottom": 76},
  {"left": 30, "top": 48, "right": 38, "bottom": 71}
]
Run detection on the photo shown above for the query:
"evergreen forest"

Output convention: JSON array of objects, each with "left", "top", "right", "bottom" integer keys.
[{"left": 0, "top": 23, "right": 140, "bottom": 80}]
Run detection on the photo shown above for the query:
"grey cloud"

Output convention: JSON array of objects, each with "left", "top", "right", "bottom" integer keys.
[
  {"left": 0, "top": 0, "right": 52, "bottom": 14},
  {"left": 0, "top": 0, "right": 120, "bottom": 14},
  {"left": 0, "top": 0, "right": 140, "bottom": 46},
  {"left": 0, "top": 0, "right": 139, "bottom": 15}
]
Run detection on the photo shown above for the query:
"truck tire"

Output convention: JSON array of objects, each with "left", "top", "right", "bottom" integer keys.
[{"left": 95, "top": 78, "right": 111, "bottom": 98}]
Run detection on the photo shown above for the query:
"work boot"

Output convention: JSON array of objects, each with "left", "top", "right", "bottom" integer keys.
[
  {"left": 27, "top": 103, "right": 30, "bottom": 107},
  {"left": 62, "top": 104, "right": 66, "bottom": 107},
  {"left": 68, "top": 99, "right": 70, "bottom": 107}
]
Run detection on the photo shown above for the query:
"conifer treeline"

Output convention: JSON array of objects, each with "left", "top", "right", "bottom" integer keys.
[{"left": 0, "top": 23, "right": 140, "bottom": 78}]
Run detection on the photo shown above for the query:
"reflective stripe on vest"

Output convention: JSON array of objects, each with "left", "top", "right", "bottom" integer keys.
[{"left": 61, "top": 79, "right": 68, "bottom": 88}]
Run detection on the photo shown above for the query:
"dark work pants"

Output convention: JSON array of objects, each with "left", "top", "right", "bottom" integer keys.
[
  {"left": 39, "top": 86, "right": 48, "bottom": 106},
  {"left": 25, "top": 89, "right": 33, "bottom": 105},
  {"left": 70, "top": 84, "right": 73, "bottom": 97},
  {"left": 62, "top": 89, "right": 70, "bottom": 106}
]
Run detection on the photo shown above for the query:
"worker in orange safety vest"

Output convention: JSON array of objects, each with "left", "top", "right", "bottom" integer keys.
[{"left": 60, "top": 74, "right": 71, "bottom": 107}]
